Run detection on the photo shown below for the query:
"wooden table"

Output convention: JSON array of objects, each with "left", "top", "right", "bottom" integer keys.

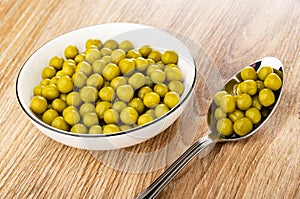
[{"left": 1, "top": 0, "right": 299, "bottom": 198}]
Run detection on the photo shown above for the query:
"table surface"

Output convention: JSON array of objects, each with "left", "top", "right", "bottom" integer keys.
[{"left": 1, "top": 0, "right": 299, "bottom": 198}]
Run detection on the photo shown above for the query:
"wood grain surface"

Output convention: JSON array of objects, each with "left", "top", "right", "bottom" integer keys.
[{"left": 0, "top": 0, "right": 299, "bottom": 198}]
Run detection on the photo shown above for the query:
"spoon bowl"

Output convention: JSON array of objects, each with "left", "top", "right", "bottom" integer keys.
[
  {"left": 136, "top": 57, "right": 284, "bottom": 198},
  {"left": 208, "top": 56, "right": 284, "bottom": 142}
]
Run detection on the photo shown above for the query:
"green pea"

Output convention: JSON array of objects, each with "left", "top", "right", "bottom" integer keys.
[
  {"left": 79, "top": 103, "right": 96, "bottom": 116},
  {"left": 150, "top": 69, "right": 166, "bottom": 84},
  {"left": 83, "top": 112, "right": 99, "bottom": 127},
  {"left": 71, "top": 124, "right": 88, "bottom": 134},
  {"left": 51, "top": 116, "right": 69, "bottom": 131},
  {"left": 258, "top": 66, "right": 273, "bottom": 81},
  {"left": 264, "top": 73, "right": 282, "bottom": 91},
  {"left": 139, "top": 45, "right": 152, "bottom": 58},
  {"left": 128, "top": 98, "right": 145, "bottom": 114},
  {"left": 41, "top": 84, "right": 60, "bottom": 100},
  {"left": 239, "top": 80, "right": 257, "bottom": 95},
  {"left": 52, "top": 98, "right": 67, "bottom": 113},
  {"left": 154, "top": 83, "right": 169, "bottom": 98},
  {"left": 73, "top": 72, "right": 87, "bottom": 88},
  {"left": 80, "top": 86, "right": 98, "bottom": 103},
  {"left": 235, "top": 93, "right": 252, "bottom": 111},
  {"left": 161, "top": 50, "right": 178, "bottom": 64},
  {"left": 128, "top": 73, "right": 146, "bottom": 90},
  {"left": 241, "top": 66, "right": 257, "bottom": 80},
  {"left": 245, "top": 107, "right": 261, "bottom": 124},
  {"left": 258, "top": 88, "right": 275, "bottom": 107},
  {"left": 112, "top": 101, "right": 127, "bottom": 113},
  {"left": 89, "top": 125, "right": 103, "bottom": 134},
  {"left": 102, "top": 63, "right": 120, "bottom": 81},
  {"left": 42, "top": 66, "right": 56, "bottom": 79},
  {"left": 92, "top": 59, "right": 107, "bottom": 74},
  {"left": 66, "top": 91, "right": 82, "bottom": 106},
  {"left": 219, "top": 94, "right": 236, "bottom": 113},
  {"left": 86, "top": 38, "right": 102, "bottom": 49},
  {"left": 155, "top": 104, "right": 169, "bottom": 118},
  {"left": 104, "top": 39, "right": 118, "bottom": 50},
  {"left": 49, "top": 56, "right": 64, "bottom": 70},
  {"left": 64, "top": 109, "right": 80, "bottom": 125},
  {"left": 214, "top": 107, "right": 227, "bottom": 120},
  {"left": 228, "top": 109, "right": 244, "bottom": 122},
  {"left": 137, "top": 114, "right": 153, "bottom": 126},
  {"left": 168, "top": 80, "right": 184, "bottom": 95},
  {"left": 99, "top": 86, "right": 115, "bottom": 102},
  {"left": 116, "top": 84, "right": 134, "bottom": 102},
  {"left": 57, "top": 76, "right": 73, "bottom": 93},
  {"left": 120, "top": 107, "right": 138, "bottom": 125},
  {"left": 119, "top": 40, "right": 134, "bottom": 53},
  {"left": 103, "top": 109, "right": 119, "bottom": 124},
  {"left": 233, "top": 117, "right": 253, "bottom": 136},
  {"left": 30, "top": 95, "right": 48, "bottom": 114},
  {"left": 42, "top": 109, "right": 59, "bottom": 125},
  {"left": 64, "top": 45, "right": 79, "bottom": 59},
  {"left": 111, "top": 49, "right": 126, "bottom": 64},
  {"left": 217, "top": 118, "right": 233, "bottom": 136},
  {"left": 86, "top": 73, "right": 104, "bottom": 89},
  {"left": 85, "top": 48, "right": 101, "bottom": 64},
  {"left": 76, "top": 61, "right": 93, "bottom": 76}
]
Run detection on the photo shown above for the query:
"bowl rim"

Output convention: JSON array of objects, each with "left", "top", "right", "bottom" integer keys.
[{"left": 15, "top": 22, "right": 197, "bottom": 138}]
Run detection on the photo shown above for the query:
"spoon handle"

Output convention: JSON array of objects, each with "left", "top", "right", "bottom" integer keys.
[{"left": 136, "top": 134, "right": 216, "bottom": 199}]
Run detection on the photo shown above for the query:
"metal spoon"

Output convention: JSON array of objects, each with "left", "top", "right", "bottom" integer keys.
[{"left": 136, "top": 57, "right": 284, "bottom": 199}]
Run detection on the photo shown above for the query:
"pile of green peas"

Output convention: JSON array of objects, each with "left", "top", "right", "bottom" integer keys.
[
  {"left": 213, "top": 65, "right": 282, "bottom": 137},
  {"left": 30, "top": 38, "right": 185, "bottom": 134}
]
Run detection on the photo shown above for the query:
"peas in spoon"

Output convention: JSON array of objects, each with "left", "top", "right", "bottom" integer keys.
[{"left": 136, "top": 57, "right": 284, "bottom": 199}]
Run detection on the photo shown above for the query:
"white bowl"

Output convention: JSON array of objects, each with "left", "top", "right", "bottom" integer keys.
[{"left": 16, "top": 23, "right": 196, "bottom": 150}]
